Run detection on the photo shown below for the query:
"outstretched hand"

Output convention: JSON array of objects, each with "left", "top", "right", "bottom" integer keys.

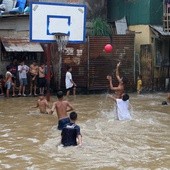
[
  {"left": 117, "top": 62, "right": 121, "bottom": 67},
  {"left": 106, "top": 75, "right": 112, "bottom": 81}
]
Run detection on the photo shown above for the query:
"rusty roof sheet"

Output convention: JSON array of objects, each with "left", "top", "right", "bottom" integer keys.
[{"left": 1, "top": 37, "right": 44, "bottom": 52}]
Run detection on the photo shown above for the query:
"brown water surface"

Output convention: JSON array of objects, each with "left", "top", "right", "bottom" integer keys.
[{"left": 0, "top": 93, "right": 170, "bottom": 170}]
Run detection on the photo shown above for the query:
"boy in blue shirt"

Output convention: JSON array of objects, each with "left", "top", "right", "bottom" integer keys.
[{"left": 61, "top": 112, "right": 82, "bottom": 147}]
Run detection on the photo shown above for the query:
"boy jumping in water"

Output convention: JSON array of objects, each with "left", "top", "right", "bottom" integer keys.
[{"left": 50, "top": 91, "right": 74, "bottom": 130}]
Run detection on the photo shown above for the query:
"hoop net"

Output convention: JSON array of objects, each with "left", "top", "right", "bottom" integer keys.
[{"left": 54, "top": 33, "right": 69, "bottom": 52}]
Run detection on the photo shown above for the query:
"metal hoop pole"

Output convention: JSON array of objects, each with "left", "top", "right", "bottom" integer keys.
[
  {"left": 46, "top": 44, "right": 51, "bottom": 101},
  {"left": 54, "top": 33, "right": 69, "bottom": 90}
]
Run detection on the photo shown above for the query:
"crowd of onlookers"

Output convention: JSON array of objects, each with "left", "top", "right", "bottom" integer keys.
[{"left": 0, "top": 59, "right": 51, "bottom": 98}]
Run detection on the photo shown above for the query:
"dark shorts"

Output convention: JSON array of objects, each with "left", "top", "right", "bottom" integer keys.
[
  {"left": 12, "top": 76, "right": 17, "bottom": 82},
  {"left": 29, "top": 74, "right": 38, "bottom": 85},
  {"left": 58, "top": 117, "right": 70, "bottom": 130},
  {"left": 38, "top": 77, "right": 46, "bottom": 88},
  {"left": 66, "top": 85, "right": 76, "bottom": 92}
]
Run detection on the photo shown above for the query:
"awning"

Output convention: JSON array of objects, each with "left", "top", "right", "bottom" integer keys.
[
  {"left": 1, "top": 37, "right": 44, "bottom": 52},
  {"left": 150, "top": 25, "right": 170, "bottom": 37}
]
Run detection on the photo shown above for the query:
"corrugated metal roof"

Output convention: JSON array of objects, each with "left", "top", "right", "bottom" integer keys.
[
  {"left": 150, "top": 25, "right": 170, "bottom": 36},
  {"left": 1, "top": 37, "right": 44, "bottom": 52}
]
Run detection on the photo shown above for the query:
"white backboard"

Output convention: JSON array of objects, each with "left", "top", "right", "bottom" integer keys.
[{"left": 30, "top": 2, "right": 86, "bottom": 43}]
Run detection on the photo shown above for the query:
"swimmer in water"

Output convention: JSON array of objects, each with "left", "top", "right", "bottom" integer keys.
[
  {"left": 107, "top": 62, "right": 128, "bottom": 99},
  {"left": 32, "top": 95, "right": 51, "bottom": 114}
]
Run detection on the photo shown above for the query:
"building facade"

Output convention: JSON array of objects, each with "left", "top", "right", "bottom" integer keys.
[
  {"left": 108, "top": 0, "right": 170, "bottom": 91},
  {"left": 0, "top": 0, "right": 136, "bottom": 93}
]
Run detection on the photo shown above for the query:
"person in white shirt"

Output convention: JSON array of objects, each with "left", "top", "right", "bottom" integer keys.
[
  {"left": 65, "top": 65, "right": 76, "bottom": 97},
  {"left": 18, "top": 61, "right": 29, "bottom": 96},
  {"left": 107, "top": 93, "right": 132, "bottom": 121}
]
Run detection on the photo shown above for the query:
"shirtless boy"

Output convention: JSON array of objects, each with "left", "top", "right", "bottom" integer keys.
[
  {"left": 5, "top": 66, "right": 15, "bottom": 97},
  {"left": 29, "top": 61, "right": 39, "bottom": 96},
  {"left": 38, "top": 63, "right": 46, "bottom": 95},
  {"left": 50, "top": 91, "right": 74, "bottom": 130},
  {"left": 107, "top": 62, "right": 128, "bottom": 98},
  {"left": 32, "top": 95, "right": 50, "bottom": 114}
]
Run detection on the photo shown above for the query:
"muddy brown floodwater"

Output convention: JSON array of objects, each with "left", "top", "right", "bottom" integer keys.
[{"left": 0, "top": 93, "right": 170, "bottom": 170}]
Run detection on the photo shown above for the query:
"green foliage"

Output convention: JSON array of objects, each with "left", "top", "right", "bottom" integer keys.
[{"left": 90, "top": 17, "right": 112, "bottom": 36}]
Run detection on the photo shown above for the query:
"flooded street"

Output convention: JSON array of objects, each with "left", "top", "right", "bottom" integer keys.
[{"left": 0, "top": 93, "right": 170, "bottom": 170}]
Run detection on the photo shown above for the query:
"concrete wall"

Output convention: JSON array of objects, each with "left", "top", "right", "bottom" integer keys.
[{"left": 129, "top": 25, "right": 151, "bottom": 54}]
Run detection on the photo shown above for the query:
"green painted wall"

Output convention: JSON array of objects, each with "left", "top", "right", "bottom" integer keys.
[{"left": 107, "top": 0, "right": 163, "bottom": 25}]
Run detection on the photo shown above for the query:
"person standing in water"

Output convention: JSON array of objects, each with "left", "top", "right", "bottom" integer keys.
[
  {"left": 107, "top": 93, "right": 132, "bottom": 121},
  {"left": 61, "top": 111, "right": 82, "bottom": 147},
  {"left": 32, "top": 95, "right": 51, "bottom": 114},
  {"left": 107, "top": 62, "right": 128, "bottom": 98},
  {"left": 50, "top": 91, "right": 74, "bottom": 130},
  {"left": 65, "top": 65, "right": 77, "bottom": 97}
]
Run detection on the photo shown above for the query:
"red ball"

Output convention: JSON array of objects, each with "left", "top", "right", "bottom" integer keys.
[{"left": 104, "top": 44, "right": 113, "bottom": 53}]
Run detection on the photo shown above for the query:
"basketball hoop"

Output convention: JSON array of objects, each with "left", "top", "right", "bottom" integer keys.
[{"left": 54, "top": 33, "right": 69, "bottom": 52}]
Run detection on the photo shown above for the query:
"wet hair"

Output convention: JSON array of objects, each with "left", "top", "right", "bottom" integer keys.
[
  {"left": 20, "top": 60, "right": 24, "bottom": 64},
  {"left": 6, "top": 65, "right": 10, "bottom": 71},
  {"left": 162, "top": 101, "right": 168, "bottom": 105},
  {"left": 57, "top": 91, "right": 64, "bottom": 98},
  {"left": 122, "top": 94, "right": 129, "bottom": 101},
  {"left": 66, "top": 65, "right": 71, "bottom": 71},
  {"left": 69, "top": 112, "right": 77, "bottom": 121},
  {"left": 39, "top": 95, "right": 45, "bottom": 100},
  {"left": 12, "top": 58, "right": 17, "bottom": 62},
  {"left": 122, "top": 77, "right": 128, "bottom": 84}
]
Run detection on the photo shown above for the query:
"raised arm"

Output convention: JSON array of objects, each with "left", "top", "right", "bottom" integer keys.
[
  {"left": 116, "top": 62, "right": 122, "bottom": 83},
  {"left": 107, "top": 75, "right": 122, "bottom": 91},
  {"left": 49, "top": 102, "right": 56, "bottom": 114}
]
